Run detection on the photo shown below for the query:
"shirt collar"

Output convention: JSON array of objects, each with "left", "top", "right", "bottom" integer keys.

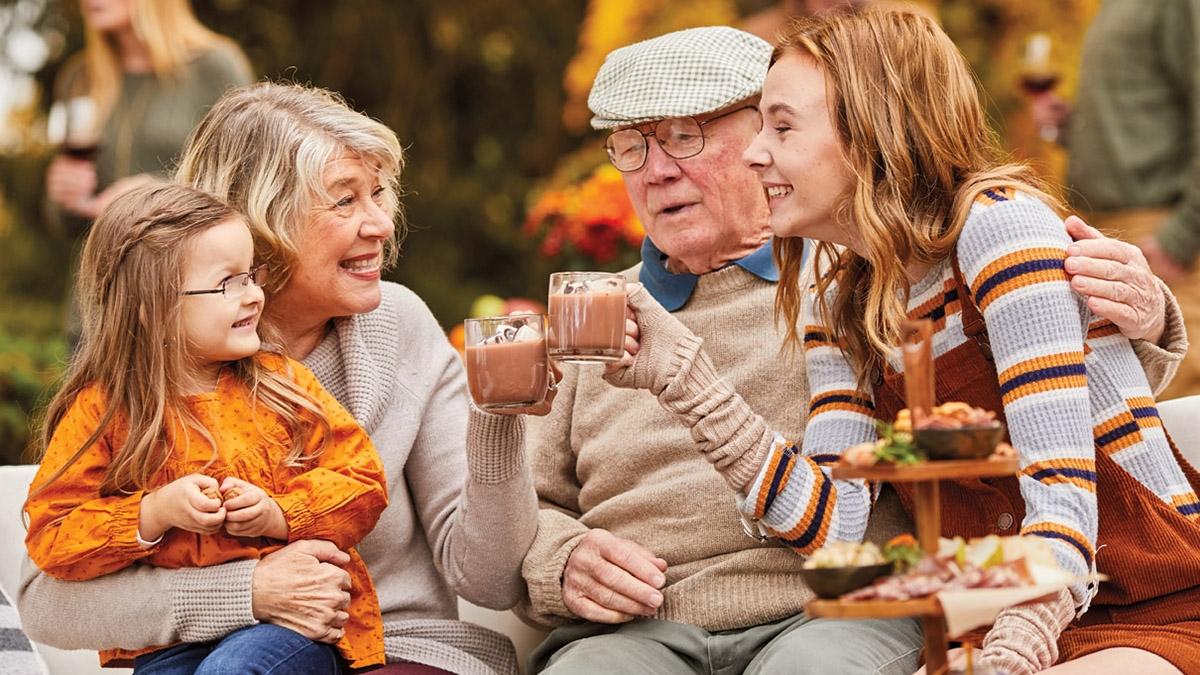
[{"left": 637, "top": 237, "right": 784, "bottom": 311}]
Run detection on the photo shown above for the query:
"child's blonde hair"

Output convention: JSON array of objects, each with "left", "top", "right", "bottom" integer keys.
[{"left": 31, "top": 183, "right": 329, "bottom": 503}]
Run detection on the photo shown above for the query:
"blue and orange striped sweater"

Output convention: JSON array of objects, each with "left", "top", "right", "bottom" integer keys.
[{"left": 740, "top": 190, "right": 1198, "bottom": 607}]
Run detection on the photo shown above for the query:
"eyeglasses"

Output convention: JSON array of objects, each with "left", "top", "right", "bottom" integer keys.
[
  {"left": 181, "top": 265, "right": 268, "bottom": 300},
  {"left": 605, "top": 105, "right": 760, "bottom": 172}
]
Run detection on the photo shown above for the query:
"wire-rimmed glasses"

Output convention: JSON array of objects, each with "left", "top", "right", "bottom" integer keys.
[
  {"left": 604, "top": 105, "right": 759, "bottom": 172},
  {"left": 181, "top": 265, "right": 268, "bottom": 300}
]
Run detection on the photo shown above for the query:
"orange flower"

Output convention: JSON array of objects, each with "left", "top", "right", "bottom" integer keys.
[{"left": 524, "top": 164, "right": 644, "bottom": 264}]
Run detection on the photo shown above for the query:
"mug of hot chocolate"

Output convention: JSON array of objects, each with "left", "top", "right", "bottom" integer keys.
[
  {"left": 464, "top": 314, "right": 549, "bottom": 410},
  {"left": 547, "top": 271, "right": 626, "bottom": 363}
]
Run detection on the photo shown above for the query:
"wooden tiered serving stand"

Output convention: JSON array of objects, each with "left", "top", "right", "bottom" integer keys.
[{"left": 803, "top": 321, "right": 1020, "bottom": 675}]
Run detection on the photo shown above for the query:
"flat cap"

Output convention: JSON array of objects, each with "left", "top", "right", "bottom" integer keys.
[{"left": 588, "top": 26, "right": 772, "bottom": 131}]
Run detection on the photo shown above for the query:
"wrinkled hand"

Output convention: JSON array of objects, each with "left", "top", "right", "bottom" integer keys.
[
  {"left": 562, "top": 529, "right": 668, "bottom": 624},
  {"left": 1064, "top": 215, "right": 1166, "bottom": 343},
  {"left": 221, "top": 477, "right": 288, "bottom": 539},
  {"left": 45, "top": 156, "right": 97, "bottom": 215},
  {"left": 1138, "top": 235, "right": 1191, "bottom": 285},
  {"left": 252, "top": 540, "right": 353, "bottom": 644},
  {"left": 603, "top": 284, "right": 699, "bottom": 395},
  {"left": 139, "top": 474, "right": 225, "bottom": 541}
]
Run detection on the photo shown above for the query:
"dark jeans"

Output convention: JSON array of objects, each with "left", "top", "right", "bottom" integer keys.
[{"left": 132, "top": 624, "right": 345, "bottom": 675}]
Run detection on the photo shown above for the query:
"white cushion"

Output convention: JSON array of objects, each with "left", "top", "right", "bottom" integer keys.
[{"left": 1160, "top": 395, "right": 1200, "bottom": 469}]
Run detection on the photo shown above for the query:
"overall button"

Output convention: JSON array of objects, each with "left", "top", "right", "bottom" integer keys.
[{"left": 996, "top": 512, "right": 1015, "bottom": 531}]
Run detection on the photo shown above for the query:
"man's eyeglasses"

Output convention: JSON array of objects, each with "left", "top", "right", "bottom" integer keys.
[
  {"left": 605, "top": 105, "right": 760, "bottom": 173},
  {"left": 181, "top": 265, "right": 268, "bottom": 300}
]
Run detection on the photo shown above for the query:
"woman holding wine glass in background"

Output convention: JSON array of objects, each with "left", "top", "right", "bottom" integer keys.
[
  {"left": 44, "top": 0, "right": 251, "bottom": 347},
  {"left": 1028, "top": 0, "right": 1200, "bottom": 400}
]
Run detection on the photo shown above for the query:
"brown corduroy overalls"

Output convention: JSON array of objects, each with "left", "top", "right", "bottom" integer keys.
[{"left": 871, "top": 262, "right": 1200, "bottom": 671}]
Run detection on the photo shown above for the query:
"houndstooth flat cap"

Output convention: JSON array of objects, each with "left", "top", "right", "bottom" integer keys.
[{"left": 588, "top": 26, "right": 773, "bottom": 131}]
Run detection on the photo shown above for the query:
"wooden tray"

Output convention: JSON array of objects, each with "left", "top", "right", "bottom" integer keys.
[
  {"left": 832, "top": 458, "right": 1018, "bottom": 482},
  {"left": 806, "top": 596, "right": 942, "bottom": 620}
]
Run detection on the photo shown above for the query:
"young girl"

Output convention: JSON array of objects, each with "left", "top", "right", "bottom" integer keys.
[
  {"left": 25, "top": 183, "right": 387, "bottom": 674},
  {"left": 610, "top": 8, "right": 1200, "bottom": 674}
]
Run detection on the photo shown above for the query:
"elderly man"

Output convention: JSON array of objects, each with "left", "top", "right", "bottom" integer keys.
[{"left": 517, "top": 27, "right": 1188, "bottom": 674}]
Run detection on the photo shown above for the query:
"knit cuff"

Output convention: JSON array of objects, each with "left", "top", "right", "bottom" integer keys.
[
  {"left": 980, "top": 588, "right": 1073, "bottom": 673},
  {"left": 524, "top": 531, "right": 587, "bottom": 622},
  {"left": 170, "top": 558, "right": 258, "bottom": 643},
  {"left": 660, "top": 340, "right": 774, "bottom": 491},
  {"left": 466, "top": 405, "right": 526, "bottom": 485},
  {"left": 978, "top": 640, "right": 1041, "bottom": 675},
  {"left": 1133, "top": 279, "right": 1187, "bottom": 397}
]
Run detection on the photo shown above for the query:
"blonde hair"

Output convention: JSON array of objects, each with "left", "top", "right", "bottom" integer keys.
[
  {"left": 772, "top": 8, "right": 1061, "bottom": 385},
  {"left": 174, "top": 82, "right": 406, "bottom": 294},
  {"left": 72, "top": 0, "right": 246, "bottom": 126},
  {"left": 30, "top": 183, "right": 329, "bottom": 505}
]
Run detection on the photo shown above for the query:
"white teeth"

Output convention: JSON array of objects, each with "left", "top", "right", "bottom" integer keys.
[
  {"left": 341, "top": 255, "right": 381, "bottom": 272},
  {"left": 766, "top": 186, "right": 792, "bottom": 198}
]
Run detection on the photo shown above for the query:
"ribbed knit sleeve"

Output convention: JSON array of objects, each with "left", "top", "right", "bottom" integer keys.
[
  {"left": 396, "top": 292, "right": 538, "bottom": 611},
  {"left": 957, "top": 194, "right": 1198, "bottom": 611},
  {"left": 957, "top": 196, "right": 1099, "bottom": 606},
  {"left": 1131, "top": 277, "right": 1189, "bottom": 397},
  {"left": 734, "top": 292, "right": 874, "bottom": 554}
]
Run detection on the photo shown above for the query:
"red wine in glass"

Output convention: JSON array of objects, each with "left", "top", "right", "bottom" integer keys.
[
  {"left": 62, "top": 144, "right": 100, "bottom": 162},
  {"left": 48, "top": 97, "right": 101, "bottom": 162},
  {"left": 1019, "top": 72, "right": 1060, "bottom": 96}
]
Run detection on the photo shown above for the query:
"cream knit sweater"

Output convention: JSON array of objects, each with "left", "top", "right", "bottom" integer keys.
[
  {"left": 518, "top": 264, "right": 913, "bottom": 631},
  {"left": 17, "top": 283, "right": 538, "bottom": 675}
]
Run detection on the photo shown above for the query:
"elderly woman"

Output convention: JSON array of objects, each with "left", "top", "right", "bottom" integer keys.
[{"left": 18, "top": 82, "right": 542, "bottom": 675}]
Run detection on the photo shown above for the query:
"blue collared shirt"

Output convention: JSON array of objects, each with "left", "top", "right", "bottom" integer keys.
[{"left": 638, "top": 237, "right": 790, "bottom": 311}]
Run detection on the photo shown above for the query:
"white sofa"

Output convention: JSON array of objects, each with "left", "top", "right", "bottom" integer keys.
[{"left": 0, "top": 464, "right": 547, "bottom": 675}]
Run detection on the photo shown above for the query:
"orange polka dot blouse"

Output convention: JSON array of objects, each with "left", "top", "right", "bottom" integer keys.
[{"left": 24, "top": 355, "right": 388, "bottom": 669}]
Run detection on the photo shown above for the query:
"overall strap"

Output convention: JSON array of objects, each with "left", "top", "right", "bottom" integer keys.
[{"left": 951, "top": 253, "right": 993, "bottom": 361}]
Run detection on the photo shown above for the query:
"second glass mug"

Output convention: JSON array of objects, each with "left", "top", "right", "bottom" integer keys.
[{"left": 547, "top": 271, "right": 626, "bottom": 363}]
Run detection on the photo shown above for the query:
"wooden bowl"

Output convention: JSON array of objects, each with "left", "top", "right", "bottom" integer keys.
[
  {"left": 799, "top": 562, "right": 894, "bottom": 599},
  {"left": 914, "top": 423, "right": 1005, "bottom": 460}
]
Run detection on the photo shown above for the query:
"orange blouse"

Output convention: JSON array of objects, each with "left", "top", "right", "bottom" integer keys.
[{"left": 25, "top": 355, "right": 388, "bottom": 669}]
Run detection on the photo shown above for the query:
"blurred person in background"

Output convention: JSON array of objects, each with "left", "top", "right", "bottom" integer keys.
[
  {"left": 1032, "top": 0, "right": 1200, "bottom": 398},
  {"left": 44, "top": 0, "right": 251, "bottom": 347}
]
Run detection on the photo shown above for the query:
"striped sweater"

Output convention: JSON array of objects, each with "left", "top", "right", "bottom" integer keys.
[{"left": 742, "top": 190, "right": 1199, "bottom": 608}]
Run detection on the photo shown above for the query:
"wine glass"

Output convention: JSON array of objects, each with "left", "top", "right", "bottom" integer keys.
[
  {"left": 1017, "top": 33, "right": 1062, "bottom": 142},
  {"left": 46, "top": 95, "right": 100, "bottom": 161}
]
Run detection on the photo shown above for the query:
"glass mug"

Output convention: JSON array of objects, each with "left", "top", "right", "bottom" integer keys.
[
  {"left": 464, "top": 314, "right": 549, "bottom": 410},
  {"left": 547, "top": 271, "right": 626, "bottom": 363}
]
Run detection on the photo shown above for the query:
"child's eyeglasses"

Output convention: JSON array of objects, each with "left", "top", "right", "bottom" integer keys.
[{"left": 181, "top": 265, "right": 268, "bottom": 300}]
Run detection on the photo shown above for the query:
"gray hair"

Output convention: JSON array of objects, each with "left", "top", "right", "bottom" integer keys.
[{"left": 174, "top": 82, "right": 406, "bottom": 291}]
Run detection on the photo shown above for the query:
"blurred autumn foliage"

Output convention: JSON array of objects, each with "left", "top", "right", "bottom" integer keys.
[{"left": 0, "top": 0, "right": 1100, "bottom": 460}]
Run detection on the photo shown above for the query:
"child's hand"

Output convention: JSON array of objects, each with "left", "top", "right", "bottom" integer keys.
[
  {"left": 221, "top": 477, "right": 289, "bottom": 540},
  {"left": 139, "top": 474, "right": 225, "bottom": 541}
]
